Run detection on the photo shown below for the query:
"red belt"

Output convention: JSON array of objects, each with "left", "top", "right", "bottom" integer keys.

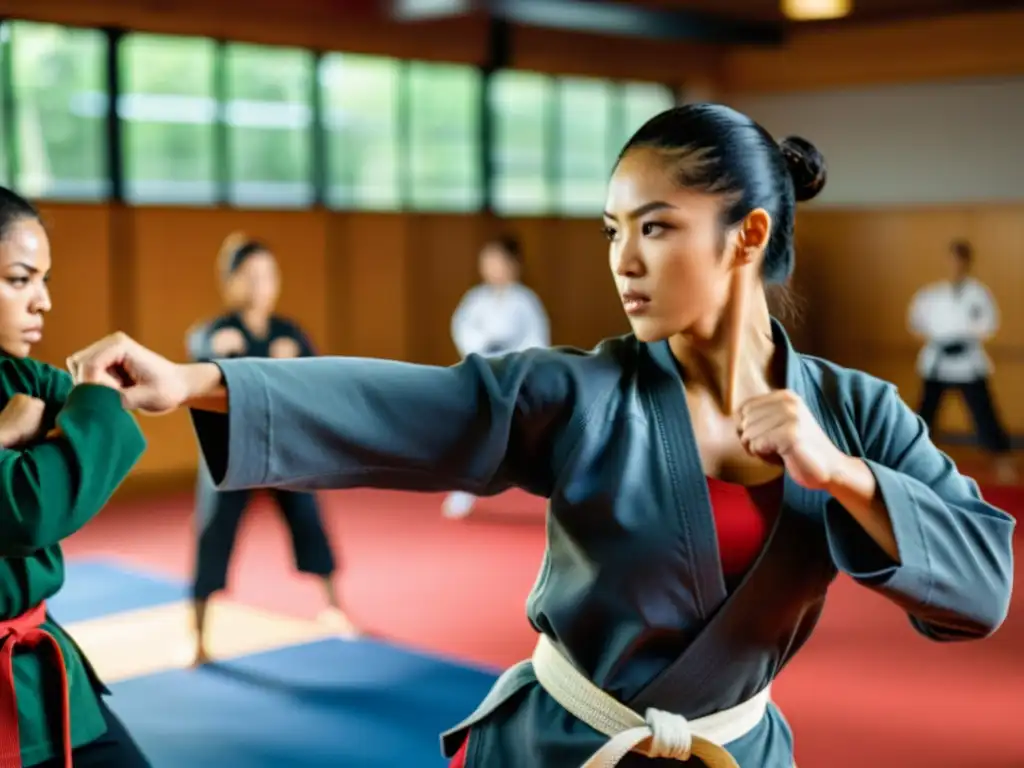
[{"left": 0, "top": 603, "right": 71, "bottom": 768}]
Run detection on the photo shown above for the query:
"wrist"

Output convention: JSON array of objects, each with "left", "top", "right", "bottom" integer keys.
[
  {"left": 181, "top": 363, "right": 225, "bottom": 402},
  {"left": 824, "top": 454, "right": 874, "bottom": 501},
  {"left": 180, "top": 362, "right": 228, "bottom": 412}
]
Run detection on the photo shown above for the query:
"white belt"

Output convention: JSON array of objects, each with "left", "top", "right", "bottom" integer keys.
[{"left": 532, "top": 634, "right": 769, "bottom": 768}]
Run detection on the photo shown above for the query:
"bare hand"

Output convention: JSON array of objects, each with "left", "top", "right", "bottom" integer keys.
[
  {"left": 67, "top": 332, "right": 190, "bottom": 414},
  {"left": 210, "top": 327, "right": 246, "bottom": 357},
  {"left": 0, "top": 394, "right": 47, "bottom": 448},
  {"left": 269, "top": 337, "right": 300, "bottom": 359},
  {"left": 737, "top": 390, "right": 846, "bottom": 490}
]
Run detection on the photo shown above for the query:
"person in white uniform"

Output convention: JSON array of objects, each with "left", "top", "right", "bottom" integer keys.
[
  {"left": 443, "top": 235, "right": 551, "bottom": 519},
  {"left": 907, "top": 239, "right": 1016, "bottom": 483}
]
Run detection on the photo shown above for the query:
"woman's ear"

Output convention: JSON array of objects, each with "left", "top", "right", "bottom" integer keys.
[{"left": 733, "top": 208, "right": 772, "bottom": 269}]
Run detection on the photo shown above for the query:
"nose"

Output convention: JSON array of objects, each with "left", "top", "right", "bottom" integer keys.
[
  {"left": 31, "top": 284, "right": 52, "bottom": 314},
  {"left": 610, "top": 236, "right": 644, "bottom": 279}
]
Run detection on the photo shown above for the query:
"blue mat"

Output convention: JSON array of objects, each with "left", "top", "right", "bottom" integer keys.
[
  {"left": 48, "top": 559, "right": 187, "bottom": 624},
  {"left": 108, "top": 637, "right": 498, "bottom": 767}
]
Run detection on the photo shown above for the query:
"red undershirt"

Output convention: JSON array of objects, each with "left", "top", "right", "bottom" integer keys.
[
  {"left": 705, "top": 475, "right": 784, "bottom": 589},
  {"left": 448, "top": 475, "right": 784, "bottom": 767}
]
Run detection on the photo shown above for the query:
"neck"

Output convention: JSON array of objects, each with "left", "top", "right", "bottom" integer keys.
[
  {"left": 669, "top": 280, "right": 776, "bottom": 412},
  {"left": 239, "top": 308, "right": 270, "bottom": 331}
]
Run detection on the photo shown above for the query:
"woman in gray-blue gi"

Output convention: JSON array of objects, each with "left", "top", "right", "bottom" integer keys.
[{"left": 67, "top": 104, "right": 1015, "bottom": 768}]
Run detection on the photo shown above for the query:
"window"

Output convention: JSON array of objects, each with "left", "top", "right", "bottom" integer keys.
[
  {"left": 616, "top": 81, "right": 675, "bottom": 150},
  {"left": 119, "top": 34, "right": 218, "bottom": 204},
  {"left": 556, "top": 76, "right": 614, "bottom": 217},
  {"left": 9, "top": 22, "right": 108, "bottom": 199},
  {"left": 406, "top": 62, "right": 482, "bottom": 211},
  {"left": 224, "top": 43, "right": 314, "bottom": 207},
  {"left": 321, "top": 53, "right": 401, "bottom": 210},
  {"left": 0, "top": 24, "right": 9, "bottom": 187},
  {"left": 490, "top": 70, "right": 553, "bottom": 215}
]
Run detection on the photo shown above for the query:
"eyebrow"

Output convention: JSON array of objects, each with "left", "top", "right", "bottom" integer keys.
[
  {"left": 7, "top": 262, "right": 39, "bottom": 274},
  {"left": 602, "top": 201, "right": 677, "bottom": 221}
]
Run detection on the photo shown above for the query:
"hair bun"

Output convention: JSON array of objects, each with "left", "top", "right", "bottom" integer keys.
[
  {"left": 779, "top": 136, "right": 826, "bottom": 202},
  {"left": 217, "top": 230, "right": 250, "bottom": 276},
  {"left": 219, "top": 231, "right": 249, "bottom": 260}
]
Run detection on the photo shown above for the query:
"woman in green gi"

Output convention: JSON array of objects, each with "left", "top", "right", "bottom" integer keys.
[{"left": 0, "top": 186, "right": 149, "bottom": 767}]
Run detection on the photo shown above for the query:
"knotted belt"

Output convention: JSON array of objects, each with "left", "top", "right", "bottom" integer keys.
[
  {"left": 0, "top": 603, "right": 72, "bottom": 768},
  {"left": 532, "top": 633, "right": 769, "bottom": 768}
]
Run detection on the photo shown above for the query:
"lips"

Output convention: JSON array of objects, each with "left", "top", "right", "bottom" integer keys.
[
  {"left": 23, "top": 328, "right": 42, "bottom": 343},
  {"left": 620, "top": 291, "right": 651, "bottom": 315}
]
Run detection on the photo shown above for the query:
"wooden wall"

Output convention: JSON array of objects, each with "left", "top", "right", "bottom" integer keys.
[
  {"left": 32, "top": 205, "right": 627, "bottom": 490},
  {"left": 794, "top": 205, "right": 1024, "bottom": 436},
  {"left": 721, "top": 9, "right": 1024, "bottom": 94}
]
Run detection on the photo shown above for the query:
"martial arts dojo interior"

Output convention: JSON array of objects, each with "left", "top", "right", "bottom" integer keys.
[{"left": 7, "top": 0, "right": 1024, "bottom": 765}]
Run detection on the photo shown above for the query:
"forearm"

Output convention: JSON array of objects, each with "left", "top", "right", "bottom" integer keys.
[
  {"left": 0, "top": 386, "right": 146, "bottom": 554},
  {"left": 181, "top": 363, "right": 228, "bottom": 413},
  {"left": 825, "top": 455, "right": 900, "bottom": 563}
]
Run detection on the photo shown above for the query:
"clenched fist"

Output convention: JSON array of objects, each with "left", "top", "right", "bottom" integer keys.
[
  {"left": 67, "top": 332, "right": 191, "bottom": 414},
  {"left": 0, "top": 394, "right": 47, "bottom": 448},
  {"left": 269, "top": 337, "right": 301, "bottom": 359},
  {"left": 210, "top": 327, "right": 247, "bottom": 357},
  {"left": 737, "top": 389, "right": 847, "bottom": 491}
]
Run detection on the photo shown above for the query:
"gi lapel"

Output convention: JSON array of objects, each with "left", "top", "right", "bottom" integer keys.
[{"left": 632, "top": 321, "right": 842, "bottom": 719}]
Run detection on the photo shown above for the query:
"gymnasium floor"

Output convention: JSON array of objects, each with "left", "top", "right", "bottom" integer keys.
[{"left": 59, "top": 473, "right": 1024, "bottom": 767}]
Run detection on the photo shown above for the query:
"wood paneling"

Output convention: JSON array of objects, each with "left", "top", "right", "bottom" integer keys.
[
  {"left": 32, "top": 204, "right": 113, "bottom": 367},
  {"left": 404, "top": 214, "right": 493, "bottom": 365},
  {"left": 638, "top": 0, "right": 1015, "bottom": 24},
  {"left": 795, "top": 204, "right": 1024, "bottom": 433},
  {"left": 327, "top": 213, "right": 412, "bottom": 361},
  {"left": 723, "top": 10, "right": 1024, "bottom": 93},
  {"left": 510, "top": 26, "right": 718, "bottom": 84},
  {"left": 129, "top": 207, "right": 329, "bottom": 478}
]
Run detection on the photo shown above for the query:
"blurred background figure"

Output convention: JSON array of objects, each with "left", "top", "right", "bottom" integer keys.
[
  {"left": 443, "top": 235, "right": 550, "bottom": 519},
  {"left": 185, "top": 233, "right": 357, "bottom": 666},
  {"left": 908, "top": 240, "right": 1017, "bottom": 484}
]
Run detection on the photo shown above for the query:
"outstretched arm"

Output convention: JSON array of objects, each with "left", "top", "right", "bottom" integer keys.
[
  {"left": 180, "top": 350, "right": 577, "bottom": 498},
  {"left": 67, "top": 332, "right": 590, "bottom": 500}
]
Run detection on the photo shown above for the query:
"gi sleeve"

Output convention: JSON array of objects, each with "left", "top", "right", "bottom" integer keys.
[
  {"left": 906, "top": 289, "right": 933, "bottom": 338},
  {"left": 39, "top": 362, "right": 74, "bottom": 432},
  {"left": 190, "top": 348, "right": 578, "bottom": 499},
  {"left": 967, "top": 284, "right": 999, "bottom": 341},
  {"left": 824, "top": 381, "right": 1015, "bottom": 640},
  {"left": 0, "top": 384, "right": 147, "bottom": 556}
]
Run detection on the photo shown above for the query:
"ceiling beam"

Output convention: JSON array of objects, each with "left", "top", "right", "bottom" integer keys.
[{"left": 390, "top": 0, "right": 786, "bottom": 46}]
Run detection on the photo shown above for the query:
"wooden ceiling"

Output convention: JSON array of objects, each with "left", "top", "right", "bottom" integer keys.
[{"left": 634, "top": 0, "right": 1024, "bottom": 24}]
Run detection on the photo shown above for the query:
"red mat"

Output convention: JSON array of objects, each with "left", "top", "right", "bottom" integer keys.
[{"left": 64, "top": 486, "right": 1024, "bottom": 768}]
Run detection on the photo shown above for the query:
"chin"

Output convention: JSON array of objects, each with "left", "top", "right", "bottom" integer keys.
[
  {"left": 0, "top": 341, "right": 30, "bottom": 359},
  {"left": 627, "top": 318, "right": 673, "bottom": 344}
]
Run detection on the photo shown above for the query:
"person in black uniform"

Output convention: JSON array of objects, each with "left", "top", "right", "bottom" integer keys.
[{"left": 185, "top": 233, "right": 357, "bottom": 666}]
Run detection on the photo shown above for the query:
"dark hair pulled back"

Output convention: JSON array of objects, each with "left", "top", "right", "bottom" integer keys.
[
  {"left": 618, "top": 103, "right": 826, "bottom": 285},
  {"left": 0, "top": 186, "right": 41, "bottom": 242}
]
